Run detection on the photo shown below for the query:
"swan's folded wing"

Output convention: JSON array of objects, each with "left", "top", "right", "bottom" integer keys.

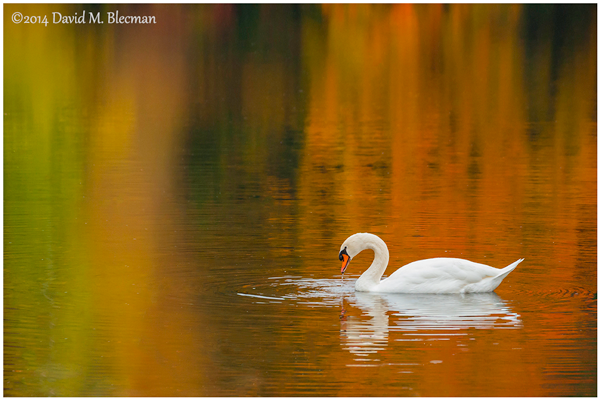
[{"left": 377, "top": 258, "right": 499, "bottom": 293}]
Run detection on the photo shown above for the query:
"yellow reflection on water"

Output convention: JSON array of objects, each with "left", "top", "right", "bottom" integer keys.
[{"left": 5, "top": 4, "right": 206, "bottom": 396}]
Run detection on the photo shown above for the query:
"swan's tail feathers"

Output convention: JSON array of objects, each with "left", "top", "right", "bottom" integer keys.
[{"left": 496, "top": 258, "right": 524, "bottom": 280}]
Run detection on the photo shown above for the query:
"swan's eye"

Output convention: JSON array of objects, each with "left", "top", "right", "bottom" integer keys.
[{"left": 339, "top": 247, "right": 348, "bottom": 261}]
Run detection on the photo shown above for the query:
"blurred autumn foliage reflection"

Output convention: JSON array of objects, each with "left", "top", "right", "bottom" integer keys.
[{"left": 4, "top": 4, "right": 596, "bottom": 396}]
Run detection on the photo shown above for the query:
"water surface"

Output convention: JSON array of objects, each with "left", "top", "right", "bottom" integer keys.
[{"left": 4, "top": 4, "right": 597, "bottom": 396}]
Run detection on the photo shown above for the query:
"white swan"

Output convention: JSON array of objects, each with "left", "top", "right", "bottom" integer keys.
[{"left": 338, "top": 233, "right": 523, "bottom": 293}]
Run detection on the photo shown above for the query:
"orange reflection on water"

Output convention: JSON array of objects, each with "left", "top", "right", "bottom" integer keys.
[{"left": 298, "top": 5, "right": 595, "bottom": 395}]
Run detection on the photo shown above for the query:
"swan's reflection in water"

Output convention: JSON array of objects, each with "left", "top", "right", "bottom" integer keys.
[
  {"left": 340, "top": 292, "right": 521, "bottom": 362},
  {"left": 250, "top": 277, "right": 522, "bottom": 365}
]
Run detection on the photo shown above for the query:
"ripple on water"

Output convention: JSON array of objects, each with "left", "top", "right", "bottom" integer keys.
[
  {"left": 515, "top": 286, "right": 596, "bottom": 301},
  {"left": 237, "top": 276, "right": 356, "bottom": 307},
  {"left": 235, "top": 277, "right": 524, "bottom": 332}
]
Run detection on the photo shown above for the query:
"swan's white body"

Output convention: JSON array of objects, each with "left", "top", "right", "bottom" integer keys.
[{"left": 338, "top": 233, "right": 523, "bottom": 294}]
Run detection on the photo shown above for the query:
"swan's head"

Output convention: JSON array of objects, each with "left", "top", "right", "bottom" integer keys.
[{"left": 339, "top": 232, "right": 378, "bottom": 275}]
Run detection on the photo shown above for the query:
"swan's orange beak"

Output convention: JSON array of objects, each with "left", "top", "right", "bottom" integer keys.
[
  {"left": 341, "top": 254, "right": 351, "bottom": 275},
  {"left": 339, "top": 247, "right": 351, "bottom": 275}
]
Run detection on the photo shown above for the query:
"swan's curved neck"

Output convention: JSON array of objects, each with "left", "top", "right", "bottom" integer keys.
[{"left": 355, "top": 235, "right": 389, "bottom": 291}]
